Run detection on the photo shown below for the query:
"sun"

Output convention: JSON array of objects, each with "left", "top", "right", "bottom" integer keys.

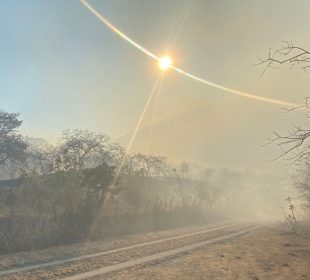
[{"left": 159, "top": 55, "right": 172, "bottom": 71}]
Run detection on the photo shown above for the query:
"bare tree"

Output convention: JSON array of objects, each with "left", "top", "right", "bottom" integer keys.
[
  {"left": 256, "top": 41, "right": 310, "bottom": 77},
  {"left": 259, "top": 43, "right": 310, "bottom": 213},
  {"left": 267, "top": 119, "right": 310, "bottom": 164},
  {"left": 92, "top": 142, "right": 125, "bottom": 168},
  {"left": 125, "top": 153, "right": 169, "bottom": 176},
  {"left": 257, "top": 43, "right": 310, "bottom": 162},
  {"left": 25, "top": 137, "right": 55, "bottom": 175},
  {"left": 56, "top": 129, "right": 111, "bottom": 170}
]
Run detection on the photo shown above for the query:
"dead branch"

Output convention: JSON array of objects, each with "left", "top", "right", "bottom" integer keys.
[
  {"left": 255, "top": 41, "right": 310, "bottom": 77},
  {"left": 266, "top": 118, "right": 310, "bottom": 164}
]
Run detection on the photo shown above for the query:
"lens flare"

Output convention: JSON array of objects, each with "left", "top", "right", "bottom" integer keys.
[
  {"left": 159, "top": 55, "right": 172, "bottom": 70},
  {"left": 80, "top": 0, "right": 299, "bottom": 108}
]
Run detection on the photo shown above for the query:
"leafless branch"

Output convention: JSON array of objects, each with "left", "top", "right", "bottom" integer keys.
[
  {"left": 266, "top": 100, "right": 310, "bottom": 164},
  {"left": 255, "top": 41, "right": 310, "bottom": 77}
]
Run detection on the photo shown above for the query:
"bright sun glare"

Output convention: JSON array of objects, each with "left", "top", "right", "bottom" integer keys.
[{"left": 159, "top": 55, "right": 172, "bottom": 70}]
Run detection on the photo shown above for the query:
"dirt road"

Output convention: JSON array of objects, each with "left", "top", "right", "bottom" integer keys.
[{"left": 1, "top": 220, "right": 308, "bottom": 280}]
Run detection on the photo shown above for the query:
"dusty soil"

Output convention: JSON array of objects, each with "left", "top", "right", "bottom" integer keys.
[
  {"left": 1, "top": 223, "right": 309, "bottom": 280},
  {"left": 102, "top": 225, "right": 310, "bottom": 280},
  {"left": 0, "top": 223, "right": 222, "bottom": 271},
  {"left": 0, "top": 223, "right": 247, "bottom": 279}
]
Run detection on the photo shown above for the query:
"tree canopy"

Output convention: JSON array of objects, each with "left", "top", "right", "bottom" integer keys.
[{"left": 0, "top": 111, "right": 27, "bottom": 167}]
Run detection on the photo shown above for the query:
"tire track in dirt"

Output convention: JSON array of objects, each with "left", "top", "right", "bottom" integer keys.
[
  {"left": 0, "top": 221, "right": 254, "bottom": 277},
  {"left": 61, "top": 223, "right": 265, "bottom": 280}
]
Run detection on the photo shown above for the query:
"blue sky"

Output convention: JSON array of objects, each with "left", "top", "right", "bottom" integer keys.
[
  {"left": 1, "top": 0, "right": 310, "bottom": 170},
  {"left": 1, "top": 0, "right": 193, "bottom": 139}
]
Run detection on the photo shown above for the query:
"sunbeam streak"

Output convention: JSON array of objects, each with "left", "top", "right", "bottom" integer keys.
[
  {"left": 86, "top": 75, "right": 163, "bottom": 239},
  {"left": 80, "top": 0, "right": 299, "bottom": 108},
  {"left": 125, "top": 75, "right": 163, "bottom": 154}
]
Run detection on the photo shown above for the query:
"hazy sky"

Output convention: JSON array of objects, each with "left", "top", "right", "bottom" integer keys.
[{"left": 1, "top": 0, "right": 310, "bottom": 173}]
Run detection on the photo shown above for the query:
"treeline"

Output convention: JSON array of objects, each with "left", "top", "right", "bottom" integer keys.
[
  {"left": 0, "top": 110, "right": 287, "bottom": 253},
  {"left": 0, "top": 110, "right": 217, "bottom": 253}
]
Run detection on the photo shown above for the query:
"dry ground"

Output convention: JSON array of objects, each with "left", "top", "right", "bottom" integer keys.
[
  {"left": 102, "top": 225, "right": 310, "bottom": 280},
  {"left": 1, "top": 223, "right": 310, "bottom": 280}
]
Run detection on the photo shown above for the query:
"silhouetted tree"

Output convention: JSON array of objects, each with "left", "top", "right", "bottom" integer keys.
[
  {"left": 0, "top": 111, "right": 27, "bottom": 167},
  {"left": 56, "top": 129, "right": 111, "bottom": 170}
]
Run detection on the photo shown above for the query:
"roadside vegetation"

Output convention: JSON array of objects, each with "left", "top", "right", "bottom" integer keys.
[
  {"left": 0, "top": 111, "right": 283, "bottom": 254},
  {"left": 260, "top": 42, "right": 310, "bottom": 228}
]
